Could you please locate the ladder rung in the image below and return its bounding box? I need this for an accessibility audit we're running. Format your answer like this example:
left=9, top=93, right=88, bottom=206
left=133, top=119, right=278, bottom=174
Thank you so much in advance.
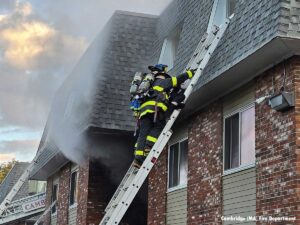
left=201, top=33, right=208, bottom=42
left=212, top=25, right=220, bottom=35
left=205, top=44, right=211, bottom=50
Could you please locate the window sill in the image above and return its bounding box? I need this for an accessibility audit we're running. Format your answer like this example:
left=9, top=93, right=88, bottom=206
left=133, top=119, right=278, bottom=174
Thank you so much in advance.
left=167, top=184, right=187, bottom=193
left=223, top=163, right=255, bottom=176
left=69, top=203, right=78, bottom=209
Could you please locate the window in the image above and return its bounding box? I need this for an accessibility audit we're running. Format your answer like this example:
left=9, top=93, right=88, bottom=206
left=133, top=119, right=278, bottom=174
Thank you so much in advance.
left=158, top=26, right=181, bottom=70
left=224, top=105, right=255, bottom=171
left=69, top=171, right=78, bottom=206
left=51, top=183, right=58, bottom=214
left=168, top=139, right=188, bottom=189
left=227, top=0, right=237, bottom=17
left=207, top=0, right=237, bottom=33
left=28, top=180, right=46, bottom=195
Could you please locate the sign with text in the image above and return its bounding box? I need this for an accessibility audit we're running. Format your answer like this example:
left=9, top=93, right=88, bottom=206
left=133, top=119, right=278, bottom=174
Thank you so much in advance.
left=22, top=197, right=46, bottom=213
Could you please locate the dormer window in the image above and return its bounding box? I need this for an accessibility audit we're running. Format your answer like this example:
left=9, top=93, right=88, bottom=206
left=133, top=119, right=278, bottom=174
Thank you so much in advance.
left=207, top=0, right=237, bottom=32
left=227, top=0, right=237, bottom=17
left=158, top=26, right=181, bottom=70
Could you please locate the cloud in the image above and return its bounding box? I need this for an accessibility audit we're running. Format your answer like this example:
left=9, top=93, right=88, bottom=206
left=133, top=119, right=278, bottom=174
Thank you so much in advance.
left=29, top=0, right=172, bottom=41
left=0, top=0, right=16, bottom=13
left=0, top=14, right=8, bottom=22
left=0, top=1, right=88, bottom=129
left=2, top=21, right=55, bottom=69
left=0, top=139, right=39, bottom=162
left=0, top=154, right=16, bottom=163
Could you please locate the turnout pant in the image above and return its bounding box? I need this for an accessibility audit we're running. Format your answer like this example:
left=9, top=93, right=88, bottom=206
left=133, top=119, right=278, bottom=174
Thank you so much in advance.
left=134, top=113, right=166, bottom=162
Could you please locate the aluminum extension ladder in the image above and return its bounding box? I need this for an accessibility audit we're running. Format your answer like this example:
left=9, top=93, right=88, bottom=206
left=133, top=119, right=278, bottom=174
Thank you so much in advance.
left=99, top=17, right=231, bottom=225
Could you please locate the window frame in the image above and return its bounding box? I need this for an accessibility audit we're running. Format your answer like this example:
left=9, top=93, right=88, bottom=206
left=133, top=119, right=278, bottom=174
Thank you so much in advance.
left=223, top=103, right=255, bottom=175
left=167, top=137, right=188, bottom=192
left=207, top=0, right=236, bottom=33
left=158, top=25, right=182, bottom=71
left=226, top=0, right=237, bottom=17
left=69, top=167, right=79, bottom=208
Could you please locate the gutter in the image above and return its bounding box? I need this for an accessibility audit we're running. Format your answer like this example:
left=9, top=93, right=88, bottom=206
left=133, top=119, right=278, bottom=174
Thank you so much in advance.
left=181, top=35, right=300, bottom=119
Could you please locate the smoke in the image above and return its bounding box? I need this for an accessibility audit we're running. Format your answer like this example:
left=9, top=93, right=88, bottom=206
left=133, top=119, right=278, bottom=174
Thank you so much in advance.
left=0, top=0, right=172, bottom=163
left=46, top=26, right=111, bottom=165
left=43, top=0, right=172, bottom=166
left=0, top=0, right=87, bottom=130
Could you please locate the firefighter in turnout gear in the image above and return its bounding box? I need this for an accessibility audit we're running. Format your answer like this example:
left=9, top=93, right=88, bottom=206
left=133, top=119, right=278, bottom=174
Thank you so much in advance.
left=132, top=64, right=195, bottom=168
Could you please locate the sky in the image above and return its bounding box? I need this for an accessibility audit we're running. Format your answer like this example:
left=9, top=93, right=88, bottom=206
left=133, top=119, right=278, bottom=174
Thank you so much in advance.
left=0, top=0, right=172, bottom=164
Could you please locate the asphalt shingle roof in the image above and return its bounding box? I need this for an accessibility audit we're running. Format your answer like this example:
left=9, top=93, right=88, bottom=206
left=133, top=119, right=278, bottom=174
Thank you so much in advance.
left=0, top=162, right=30, bottom=203
left=87, top=11, right=158, bottom=131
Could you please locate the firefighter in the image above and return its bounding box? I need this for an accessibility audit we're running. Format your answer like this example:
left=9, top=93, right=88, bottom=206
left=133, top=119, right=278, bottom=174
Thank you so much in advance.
left=133, top=64, right=195, bottom=168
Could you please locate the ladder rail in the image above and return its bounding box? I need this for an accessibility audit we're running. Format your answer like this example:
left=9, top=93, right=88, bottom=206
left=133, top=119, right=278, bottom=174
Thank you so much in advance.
left=100, top=17, right=231, bottom=225
left=102, top=164, right=139, bottom=224
left=104, top=163, right=137, bottom=213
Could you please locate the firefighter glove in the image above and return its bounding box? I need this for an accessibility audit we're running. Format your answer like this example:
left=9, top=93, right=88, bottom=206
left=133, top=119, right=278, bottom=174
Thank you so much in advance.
left=186, top=69, right=196, bottom=78
left=172, top=102, right=185, bottom=109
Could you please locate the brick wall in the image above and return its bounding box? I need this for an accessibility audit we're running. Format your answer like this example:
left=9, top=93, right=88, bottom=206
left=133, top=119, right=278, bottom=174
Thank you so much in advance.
left=293, top=56, right=300, bottom=223
left=255, top=56, right=300, bottom=223
left=187, top=101, right=223, bottom=225
left=57, top=163, right=71, bottom=224
left=147, top=102, right=223, bottom=225
left=86, top=160, right=113, bottom=225
left=44, top=178, right=53, bottom=225
left=147, top=147, right=168, bottom=225
left=76, top=161, right=89, bottom=225
left=43, top=164, right=72, bottom=225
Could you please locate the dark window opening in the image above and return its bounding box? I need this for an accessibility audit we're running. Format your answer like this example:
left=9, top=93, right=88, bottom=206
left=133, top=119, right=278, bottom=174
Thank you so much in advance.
left=69, top=171, right=78, bottom=206
left=169, top=139, right=188, bottom=188
left=51, top=184, right=58, bottom=214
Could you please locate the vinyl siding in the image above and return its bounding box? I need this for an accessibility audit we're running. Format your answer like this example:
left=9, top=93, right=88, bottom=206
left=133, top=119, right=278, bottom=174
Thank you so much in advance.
left=51, top=214, right=57, bottom=225
left=167, top=188, right=187, bottom=225
left=169, top=123, right=188, bottom=146
left=223, top=167, right=256, bottom=225
left=68, top=206, right=77, bottom=225
left=223, top=83, right=255, bottom=116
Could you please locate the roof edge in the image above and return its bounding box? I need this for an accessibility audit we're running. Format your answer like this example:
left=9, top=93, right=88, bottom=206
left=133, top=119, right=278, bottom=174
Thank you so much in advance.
left=182, top=35, right=300, bottom=118
left=114, top=10, right=158, bottom=19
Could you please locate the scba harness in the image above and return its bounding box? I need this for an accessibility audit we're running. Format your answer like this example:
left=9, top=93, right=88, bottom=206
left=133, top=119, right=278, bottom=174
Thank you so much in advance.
left=129, top=72, right=156, bottom=117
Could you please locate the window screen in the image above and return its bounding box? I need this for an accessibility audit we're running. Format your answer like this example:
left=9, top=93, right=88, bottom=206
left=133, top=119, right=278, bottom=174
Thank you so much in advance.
left=224, top=106, right=255, bottom=171
left=241, top=107, right=255, bottom=165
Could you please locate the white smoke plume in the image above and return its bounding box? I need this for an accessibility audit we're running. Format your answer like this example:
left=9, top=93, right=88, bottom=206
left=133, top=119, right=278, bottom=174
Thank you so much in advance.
left=0, top=0, right=172, bottom=163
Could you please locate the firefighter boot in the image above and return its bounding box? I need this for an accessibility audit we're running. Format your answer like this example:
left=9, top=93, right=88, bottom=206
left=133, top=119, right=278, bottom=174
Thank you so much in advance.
left=133, top=148, right=151, bottom=169
left=133, top=156, right=144, bottom=169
